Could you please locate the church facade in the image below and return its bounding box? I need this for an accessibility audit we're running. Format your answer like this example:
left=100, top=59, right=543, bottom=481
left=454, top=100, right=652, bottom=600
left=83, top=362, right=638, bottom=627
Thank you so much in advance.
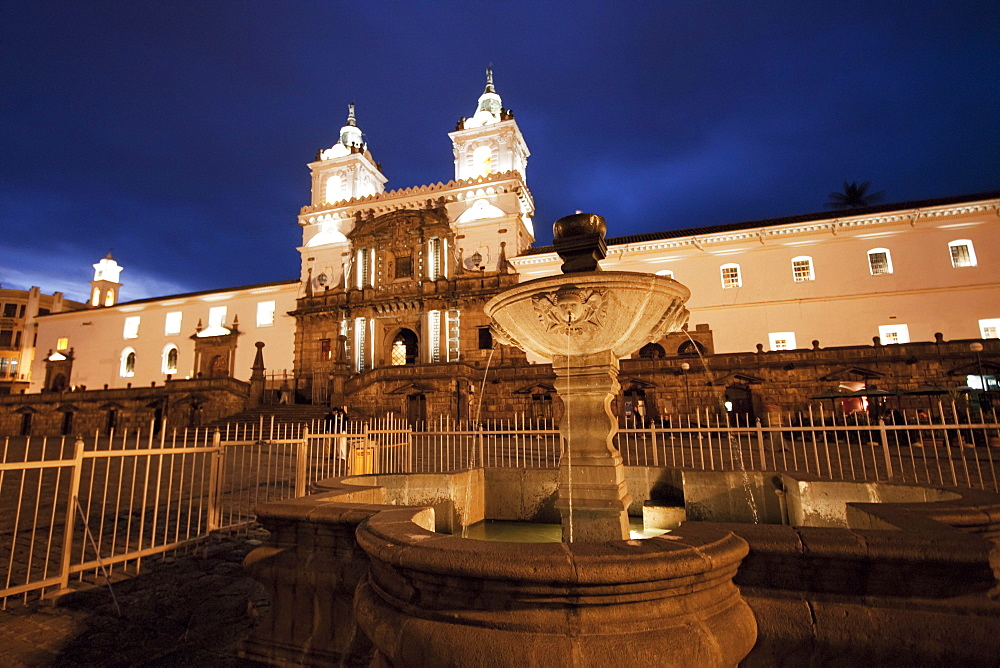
left=3, top=72, right=998, bottom=435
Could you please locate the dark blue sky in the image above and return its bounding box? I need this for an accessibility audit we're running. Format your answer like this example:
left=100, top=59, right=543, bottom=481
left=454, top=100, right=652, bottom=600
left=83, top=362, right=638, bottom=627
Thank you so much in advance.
left=2, top=1, right=998, bottom=302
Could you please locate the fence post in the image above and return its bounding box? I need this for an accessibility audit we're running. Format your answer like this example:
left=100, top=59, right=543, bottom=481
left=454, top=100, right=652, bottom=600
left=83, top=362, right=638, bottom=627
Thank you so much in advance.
left=878, top=418, right=893, bottom=480
left=296, top=426, right=309, bottom=497
left=57, top=437, right=86, bottom=590
left=756, top=418, right=766, bottom=470
left=206, top=429, right=222, bottom=533
left=650, top=421, right=659, bottom=467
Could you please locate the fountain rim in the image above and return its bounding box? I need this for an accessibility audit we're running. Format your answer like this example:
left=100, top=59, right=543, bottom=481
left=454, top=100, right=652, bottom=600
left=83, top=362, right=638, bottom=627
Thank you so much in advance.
left=484, top=269, right=691, bottom=317
left=355, top=504, right=748, bottom=586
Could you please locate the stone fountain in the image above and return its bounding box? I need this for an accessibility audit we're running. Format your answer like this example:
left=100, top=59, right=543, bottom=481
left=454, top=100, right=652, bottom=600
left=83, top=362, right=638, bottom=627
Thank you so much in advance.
left=241, top=213, right=758, bottom=667
left=485, top=212, right=690, bottom=541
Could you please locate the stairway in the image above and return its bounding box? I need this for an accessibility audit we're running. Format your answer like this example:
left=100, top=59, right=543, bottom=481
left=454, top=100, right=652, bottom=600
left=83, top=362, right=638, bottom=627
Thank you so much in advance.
left=206, top=404, right=336, bottom=433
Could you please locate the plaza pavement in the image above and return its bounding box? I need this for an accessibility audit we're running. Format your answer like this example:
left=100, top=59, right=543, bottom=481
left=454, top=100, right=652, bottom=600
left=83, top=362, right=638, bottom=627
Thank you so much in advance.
left=0, top=529, right=271, bottom=667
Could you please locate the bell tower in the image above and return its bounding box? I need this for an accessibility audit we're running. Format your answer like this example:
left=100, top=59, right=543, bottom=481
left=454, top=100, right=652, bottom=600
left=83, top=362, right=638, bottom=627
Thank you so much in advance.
left=89, top=253, right=122, bottom=308
left=449, top=69, right=529, bottom=182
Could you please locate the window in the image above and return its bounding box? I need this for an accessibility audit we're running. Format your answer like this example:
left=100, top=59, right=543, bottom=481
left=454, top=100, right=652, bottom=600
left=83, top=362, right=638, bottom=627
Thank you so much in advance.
left=0, top=358, right=8, bottom=376
left=164, top=311, right=182, bottom=335
left=720, top=263, right=742, bottom=288
left=478, top=326, right=493, bottom=350
left=2, top=303, right=16, bottom=318
left=791, top=256, right=814, bottom=282
left=354, top=317, right=367, bottom=372
left=473, top=145, right=493, bottom=177
left=868, top=248, right=893, bottom=275
left=949, top=239, right=977, bottom=268
left=979, top=319, right=1000, bottom=339
left=428, top=310, right=442, bottom=362
left=162, top=345, right=178, bottom=374
left=56, top=337, right=69, bottom=351
left=120, top=348, right=136, bottom=377
left=395, top=254, right=412, bottom=278
left=256, top=301, right=276, bottom=327
left=320, top=338, right=333, bottom=361
left=123, top=316, right=140, bottom=339
left=355, top=247, right=372, bottom=289
left=0, top=330, right=11, bottom=347
left=428, top=237, right=445, bottom=280
left=768, top=332, right=797, bottom=351
left=878, top=324, right=910, bottom=345
left=208, top=306, right=227, bottom=329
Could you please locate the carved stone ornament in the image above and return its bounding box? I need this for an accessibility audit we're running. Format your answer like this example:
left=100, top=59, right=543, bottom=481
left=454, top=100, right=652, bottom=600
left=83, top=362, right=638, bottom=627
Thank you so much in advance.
left=531, top=285, right=608, bottom=336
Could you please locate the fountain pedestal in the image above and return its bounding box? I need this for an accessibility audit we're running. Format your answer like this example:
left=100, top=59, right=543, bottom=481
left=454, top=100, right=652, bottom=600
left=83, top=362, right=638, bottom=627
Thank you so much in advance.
left=486, top=268, right=690, bottom=542
left=552, top=350, right=630, bottom=541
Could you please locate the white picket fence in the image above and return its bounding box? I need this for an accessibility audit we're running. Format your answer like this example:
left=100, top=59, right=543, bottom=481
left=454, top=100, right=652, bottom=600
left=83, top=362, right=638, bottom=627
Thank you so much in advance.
left=2, top=403, right=998, bottom=607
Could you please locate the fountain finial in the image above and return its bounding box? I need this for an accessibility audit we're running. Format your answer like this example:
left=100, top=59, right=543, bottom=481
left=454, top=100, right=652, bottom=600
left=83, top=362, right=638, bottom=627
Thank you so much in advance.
left=552, top=212, right=608, bottom=273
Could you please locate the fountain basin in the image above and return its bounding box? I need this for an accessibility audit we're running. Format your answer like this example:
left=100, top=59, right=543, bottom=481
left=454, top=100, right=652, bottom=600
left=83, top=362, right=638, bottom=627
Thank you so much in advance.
left=354, top=508, right=756, bottom=668
left=485, top=271, right=690, bottom=360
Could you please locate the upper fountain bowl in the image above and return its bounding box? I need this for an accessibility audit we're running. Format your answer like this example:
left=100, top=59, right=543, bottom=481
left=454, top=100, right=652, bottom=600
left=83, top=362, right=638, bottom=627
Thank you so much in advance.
left=485, top=271, right=691, bottom=360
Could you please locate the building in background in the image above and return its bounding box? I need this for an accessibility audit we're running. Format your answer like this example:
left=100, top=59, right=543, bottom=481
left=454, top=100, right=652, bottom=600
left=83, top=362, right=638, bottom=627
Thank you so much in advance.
left=0, top=286, right=84, bottom=395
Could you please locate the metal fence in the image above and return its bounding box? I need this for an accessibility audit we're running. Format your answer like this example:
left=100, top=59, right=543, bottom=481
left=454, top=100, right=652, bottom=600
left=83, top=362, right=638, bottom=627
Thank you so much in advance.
left=2, top=402, right=998, bottom=607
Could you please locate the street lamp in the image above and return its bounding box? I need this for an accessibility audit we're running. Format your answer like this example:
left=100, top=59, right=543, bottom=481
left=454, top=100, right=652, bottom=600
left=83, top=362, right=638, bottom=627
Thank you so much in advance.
left=680, top=362, right=691, bottom=416
left=970, top=342, right=987, bottom=413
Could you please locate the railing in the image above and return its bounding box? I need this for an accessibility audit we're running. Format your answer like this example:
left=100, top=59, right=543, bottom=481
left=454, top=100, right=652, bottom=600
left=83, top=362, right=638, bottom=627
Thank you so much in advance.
left=2, top=403, right=997, bottom=608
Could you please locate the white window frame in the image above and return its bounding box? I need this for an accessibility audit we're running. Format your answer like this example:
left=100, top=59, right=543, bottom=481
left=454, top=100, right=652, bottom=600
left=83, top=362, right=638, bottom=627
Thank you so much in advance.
left=120, top=347, right=136, bottom=377
left=123, top=316, right=140, bottom=340
left=868, top=248, right=893, bottom=275
left=768, top=332, right=797, bottom=351
left=948, top=239, right=977, bottom=268
left=878, top=324, right=910, bottom=345
left=354, top=317, right=367, bottom=372
left=256, top=301, right=276, bottom=328
left=208, top=306, right=227, bottom=329
left=164, top=311, right=183, bottom=336
left=428, top=310, right=442, bottom=362
left=162, top=344, right=179, bottom=374
left=428, top=237, right=446, bottom=280
left=720, top=263, right=742, bottom=289
left=979, top=318, right=1000, bottom=339
left=791, top=256, right=814, bottom=282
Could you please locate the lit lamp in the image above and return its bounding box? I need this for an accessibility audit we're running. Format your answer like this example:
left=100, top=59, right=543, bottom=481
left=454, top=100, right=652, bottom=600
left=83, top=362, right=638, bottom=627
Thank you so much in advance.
left=970, top=342, right=986, bottom=409
left=680, top=362, right=691, bottom=415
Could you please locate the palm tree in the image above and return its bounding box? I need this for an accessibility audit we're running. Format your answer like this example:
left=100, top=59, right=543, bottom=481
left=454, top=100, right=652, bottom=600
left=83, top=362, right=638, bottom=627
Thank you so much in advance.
left=826, top=181, right=886, bottom=209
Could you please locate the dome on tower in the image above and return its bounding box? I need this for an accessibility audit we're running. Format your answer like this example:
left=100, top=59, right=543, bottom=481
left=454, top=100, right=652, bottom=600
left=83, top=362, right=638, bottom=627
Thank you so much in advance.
left=320, top=104, right=367, bottom=160
left=463, top=68, right=507, bottom=129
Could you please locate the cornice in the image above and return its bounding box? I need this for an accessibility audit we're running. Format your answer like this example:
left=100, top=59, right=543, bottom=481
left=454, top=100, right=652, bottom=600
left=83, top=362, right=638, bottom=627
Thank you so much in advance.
left=299, top=171, right=531, bottom=224
left=511, top=199, right=999, bottom=265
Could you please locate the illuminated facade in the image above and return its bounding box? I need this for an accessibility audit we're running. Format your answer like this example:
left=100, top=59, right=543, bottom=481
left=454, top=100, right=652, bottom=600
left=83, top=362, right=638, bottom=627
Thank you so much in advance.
left=292, top=72, right=535, bottom=419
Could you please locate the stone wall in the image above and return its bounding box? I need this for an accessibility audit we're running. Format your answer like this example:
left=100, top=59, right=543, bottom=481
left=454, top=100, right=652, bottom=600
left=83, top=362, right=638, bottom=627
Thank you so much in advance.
left=0, top=377, right=249, bottom=436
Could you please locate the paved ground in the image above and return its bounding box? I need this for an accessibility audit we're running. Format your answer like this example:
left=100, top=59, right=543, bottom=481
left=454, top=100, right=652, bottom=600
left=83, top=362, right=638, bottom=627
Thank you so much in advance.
left=0, top=529, right=271, bottom=667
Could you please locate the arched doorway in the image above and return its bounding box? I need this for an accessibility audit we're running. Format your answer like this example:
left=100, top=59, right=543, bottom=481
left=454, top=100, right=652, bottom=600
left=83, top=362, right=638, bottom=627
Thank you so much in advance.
left=390, top=329, right=419, bottom=366
left=209, top=354, right=228, bottom=378
left=50, top=373, right=67, bottom=392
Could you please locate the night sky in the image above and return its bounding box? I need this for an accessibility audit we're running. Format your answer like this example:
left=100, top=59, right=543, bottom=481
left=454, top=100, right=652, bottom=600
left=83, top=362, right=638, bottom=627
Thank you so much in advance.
left=2, top=1, right=998, bottom=303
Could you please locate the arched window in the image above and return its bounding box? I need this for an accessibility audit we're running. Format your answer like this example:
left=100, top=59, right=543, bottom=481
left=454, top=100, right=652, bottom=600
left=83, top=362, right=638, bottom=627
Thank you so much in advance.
left=91, top=287, right=101, bottom=307
left=326, top=173, right=347, bottom=203
left=472, top=145, right=493, bottom=177
left=162, top=345, right=179, bottom=374
left=677, top=340, right=706, bottom=356
left=867, top=248, right=893, bottom=275
left=638, top=343, right=666, bottom=359
left=720, top=263, right=742, bottom=288
left=948, top=239, right=977, bottom=267
left=390, top=329, right=419, bottom=366
left=120, top=348, right=136, bottom=377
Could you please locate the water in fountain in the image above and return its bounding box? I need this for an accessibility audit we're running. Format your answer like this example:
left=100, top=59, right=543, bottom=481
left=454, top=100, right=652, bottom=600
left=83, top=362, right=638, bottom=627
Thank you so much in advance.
left=681, top=327, right=759, bottom=523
